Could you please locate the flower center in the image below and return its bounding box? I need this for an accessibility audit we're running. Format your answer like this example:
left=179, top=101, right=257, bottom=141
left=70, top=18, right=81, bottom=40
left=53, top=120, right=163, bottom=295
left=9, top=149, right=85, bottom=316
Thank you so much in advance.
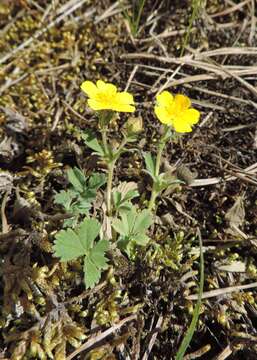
left=167, top=102, right=181, bottom=119
left=96, top=91, right=117, bottom=106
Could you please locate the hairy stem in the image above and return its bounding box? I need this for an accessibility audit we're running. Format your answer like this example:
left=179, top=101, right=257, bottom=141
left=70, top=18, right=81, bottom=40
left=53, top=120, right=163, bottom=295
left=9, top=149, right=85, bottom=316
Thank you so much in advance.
left=106, top=161, right=115, bottom=216
left=105, top=136, right=128, bottom=216
left=148, top=188, right=158, bottom=211
left=101, top=128, right=108, bottom=157
left=148, top=126, right=170, bottom=211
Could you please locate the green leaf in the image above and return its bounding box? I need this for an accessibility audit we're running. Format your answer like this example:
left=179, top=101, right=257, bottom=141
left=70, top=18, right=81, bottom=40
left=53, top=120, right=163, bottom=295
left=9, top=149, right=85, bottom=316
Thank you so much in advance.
left=54, top=190, right=74, bottom=211
left=118, top=202, right=133, bottom=213
left=67, top=167, right=86, bottom=193
left=122, top=189, right=139, bottom=203
left=83, top=239, right=109, bottom=289
left=73, top=167, right=87, bottom=186
left=117, top=235, right=130, bottom=252
left=53, top=228, right=85, bottom=261
left=63, top=217, right=77, bottom=228
left=126, top=208, right=137, bottom=231
left=113, top=207, right=153, bottom=257
left=133, top=209, right=152, bottom=233
left=90, top=239, right=109, bottom=269
left=143, top=152, right=156, bottom=178
left=77, top=218, right=101, bottom=253
left=56, top=169, right=107, bottom=224
left=155, top=173, right=183, bottom=192
left=88, top=172, right=106, bottom=189
left=112, top=217, right=129, bottom=236
left=83, top=257, right=101, bottom=289
left=81, top=130, right=105, bottom=157
left=54, top=218, right=109, bottom=289
left=133, top=233, right=149, bottom=246
left=75, top=198, right=92, bottom=213
left=112, top=191, right=122, bottom=208
left=54, top=218, right=100, bottom=260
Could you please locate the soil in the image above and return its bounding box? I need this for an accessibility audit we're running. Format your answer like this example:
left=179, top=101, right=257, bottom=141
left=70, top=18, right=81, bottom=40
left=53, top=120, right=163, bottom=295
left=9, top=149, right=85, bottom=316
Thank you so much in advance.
left=0, top=0, right=257, bottom=359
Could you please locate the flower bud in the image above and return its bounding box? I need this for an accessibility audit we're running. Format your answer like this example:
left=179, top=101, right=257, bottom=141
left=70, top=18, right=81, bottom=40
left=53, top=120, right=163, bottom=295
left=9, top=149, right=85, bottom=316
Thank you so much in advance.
left=125, top=116, right=143, bottom=136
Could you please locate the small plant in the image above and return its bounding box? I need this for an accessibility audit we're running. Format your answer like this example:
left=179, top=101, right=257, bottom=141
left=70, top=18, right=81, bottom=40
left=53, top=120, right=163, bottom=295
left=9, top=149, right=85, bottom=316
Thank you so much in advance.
left=147, top=91, right=200, bottom=210
left=181, top=0, right=206, bottom=56
left=53, top=79, right=200, bottom=290
left=54, top=167, right=106, bottom=227
left=80, top=80, right=137, bottom=217
left=121, top=0, right=146, bottom=37
left=112, top=207, right=152, bottom=258
left=112, top=185, right=139, bottom=214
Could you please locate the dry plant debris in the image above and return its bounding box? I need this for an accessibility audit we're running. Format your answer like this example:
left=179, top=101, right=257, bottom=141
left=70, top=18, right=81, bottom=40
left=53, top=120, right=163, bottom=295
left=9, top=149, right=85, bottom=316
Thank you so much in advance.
left=0, top=0, right=257, bottom=359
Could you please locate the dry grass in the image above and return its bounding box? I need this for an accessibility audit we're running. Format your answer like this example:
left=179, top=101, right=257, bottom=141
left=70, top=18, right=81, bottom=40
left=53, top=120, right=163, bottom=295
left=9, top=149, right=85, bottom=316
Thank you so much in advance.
left=0, top=0, right=257, bottom=359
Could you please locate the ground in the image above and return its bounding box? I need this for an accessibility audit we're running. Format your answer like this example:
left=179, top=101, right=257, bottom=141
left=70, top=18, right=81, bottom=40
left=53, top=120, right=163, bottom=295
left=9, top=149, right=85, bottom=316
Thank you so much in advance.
left=0, top=0, right=257, bottom=359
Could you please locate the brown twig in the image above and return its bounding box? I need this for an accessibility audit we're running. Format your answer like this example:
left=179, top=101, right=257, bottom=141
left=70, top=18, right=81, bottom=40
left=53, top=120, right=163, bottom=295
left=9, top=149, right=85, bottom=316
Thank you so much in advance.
left=186, top=281, right=257, bottom=300
left=67, top=314, right=137, bottom=359
left=142, top=315, right=163, bottom=360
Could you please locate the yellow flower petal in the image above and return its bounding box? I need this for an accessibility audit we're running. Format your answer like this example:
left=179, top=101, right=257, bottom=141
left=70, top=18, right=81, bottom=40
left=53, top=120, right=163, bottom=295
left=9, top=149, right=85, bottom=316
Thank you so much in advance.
left=174, top=94, right=191, bottom=111
left=181, top=108, right=200, bottom=125
left=104, top=83, right=117, bottom=96
left=87, top=99, right=106, bottom=111
left=116, top=91, right=134, bottom=105
left=81, top=80, right=135, bottom=113
left=96, top=80, right=106, bottom=90
left=172, top=117, right=192, bottom=133
left=81, top=81, right=98, bottom=97
left=111, top=103, right=135, bottom=112
left=154, top=105, right=173, bottom=125
left=156, top=91, right=174, bottom=107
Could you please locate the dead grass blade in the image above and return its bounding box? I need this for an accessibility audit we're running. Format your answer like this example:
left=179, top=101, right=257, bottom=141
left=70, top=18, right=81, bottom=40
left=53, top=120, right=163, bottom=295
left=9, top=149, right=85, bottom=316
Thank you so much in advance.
left=186, top=281, right=257, bottom=300
left=66, top=314, right=137, bottom=359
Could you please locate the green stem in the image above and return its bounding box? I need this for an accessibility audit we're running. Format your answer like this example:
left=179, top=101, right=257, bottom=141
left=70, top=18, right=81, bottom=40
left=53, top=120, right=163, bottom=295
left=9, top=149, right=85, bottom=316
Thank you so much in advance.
left=148, top=188, right=158, bottom=211
left=106, top=161, right=115, bottom=216
left=100, top=126, right=112, bottom=215
left=105, top=136, right=129, bottom=216
left=101, top=128, right=108, bottom=157
left=148, top=126, right=170, bottom=211
left=116, top=136, right=128, bottom=157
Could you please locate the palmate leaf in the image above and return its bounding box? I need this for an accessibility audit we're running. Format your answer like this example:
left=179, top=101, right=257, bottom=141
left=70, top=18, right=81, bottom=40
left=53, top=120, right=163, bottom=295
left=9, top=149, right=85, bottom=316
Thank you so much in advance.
left=155, top=173, right=183, bottom=192
left=112, top=191, right=122, bottom=208
left=90, top=239, right=109, bottom=269
left=77, top=218, right=100, bottom=253
left=53, top=218, right=100, bottom=260
left=54, top=168, right=106, bottom=227
left=133, top=209, right=152, bottom=233
left=112, top=212, right=130, bottom=236
left=84, top=239, right=109, bottom=289
left=67, top=167, right=86, bottom=193
left=84, top=258, right=101, bottom=290
left=54, top=190, right=74, bottom=211
left=122, top=189, right=139, bottom=203
left=133, top=233, right=149, bottom=246
left=112, top=186, right=139, bottom=213
left=112, top=207, right=153, bottom=257
left=88, top=172, right=106, bottom=189
left=53, top=228, right=85, bottom=261
left=54, top=218, right=109, bottom=289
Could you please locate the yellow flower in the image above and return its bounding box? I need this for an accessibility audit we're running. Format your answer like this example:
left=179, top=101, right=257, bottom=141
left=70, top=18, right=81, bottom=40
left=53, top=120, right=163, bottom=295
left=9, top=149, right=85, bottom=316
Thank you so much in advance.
left=154, top=91, right=200, bottom=133
left=81, top=80, right=135, bottom=113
